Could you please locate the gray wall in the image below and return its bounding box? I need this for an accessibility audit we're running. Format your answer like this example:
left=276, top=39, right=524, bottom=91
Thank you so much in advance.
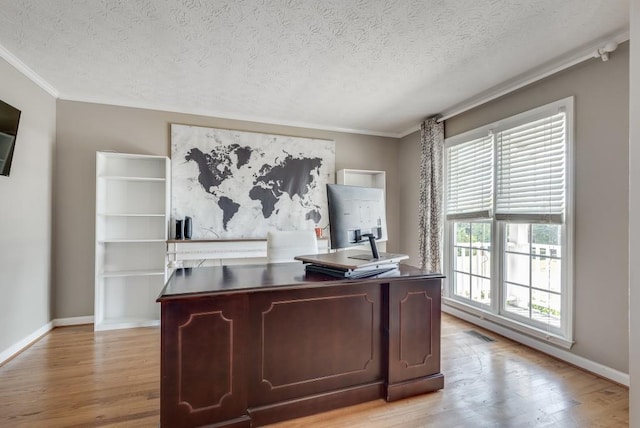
left=54, top=101, right=400, bottom=318
left=399, top=43, right=630, bottom=373
left=0, top=58, right=56, bottom=354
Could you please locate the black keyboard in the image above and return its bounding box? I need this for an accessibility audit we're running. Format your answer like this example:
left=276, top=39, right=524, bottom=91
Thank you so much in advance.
left=304, top=264, right=398, bottom=279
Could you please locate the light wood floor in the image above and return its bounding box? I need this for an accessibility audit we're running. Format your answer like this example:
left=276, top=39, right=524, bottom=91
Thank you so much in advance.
left=0, top=314, right=628, bottom=427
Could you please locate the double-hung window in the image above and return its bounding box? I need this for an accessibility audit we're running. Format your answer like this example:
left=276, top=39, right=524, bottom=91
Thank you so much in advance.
left=443, top=97, right=574, bottom=346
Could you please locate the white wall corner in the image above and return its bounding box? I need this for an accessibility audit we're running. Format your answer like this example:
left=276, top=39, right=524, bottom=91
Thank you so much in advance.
left=628, top=0, right=640, bottom=425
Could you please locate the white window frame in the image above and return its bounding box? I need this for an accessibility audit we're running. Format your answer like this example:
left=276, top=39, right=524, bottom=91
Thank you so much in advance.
left=442, top=97, right=574, bottom=348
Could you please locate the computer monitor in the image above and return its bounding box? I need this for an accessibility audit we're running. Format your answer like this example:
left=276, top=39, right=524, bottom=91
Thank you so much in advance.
left=326, top=184, right=387, bottom=258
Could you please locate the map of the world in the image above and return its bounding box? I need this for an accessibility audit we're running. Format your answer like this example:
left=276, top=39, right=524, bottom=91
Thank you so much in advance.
left=171, top=124, right=335, bottom=239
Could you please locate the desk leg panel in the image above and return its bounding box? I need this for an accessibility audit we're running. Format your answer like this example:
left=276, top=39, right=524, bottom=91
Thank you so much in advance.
left=160, top=296, right=249, bottom=428
left=386, top=278, right=443, bottom=395
left=386, top=373, right=445, bottom=402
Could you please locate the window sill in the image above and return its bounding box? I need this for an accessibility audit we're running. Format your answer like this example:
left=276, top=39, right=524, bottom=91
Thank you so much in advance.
left=442, top=297, right=575, bottom=350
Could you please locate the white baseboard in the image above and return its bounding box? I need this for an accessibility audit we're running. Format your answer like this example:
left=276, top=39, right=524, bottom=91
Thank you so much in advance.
left=443, top=305, right=630, bottom=386
left=53, top=316, right=94, bottom=327
left=0, top=316, right=95, bottom=366
left=0, top=321, right=54, bottom=366
left=5, top=310, right=630, bottom=387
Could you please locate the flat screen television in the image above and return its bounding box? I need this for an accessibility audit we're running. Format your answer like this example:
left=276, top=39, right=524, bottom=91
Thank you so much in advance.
left=0, top=98, right=21, bottom=177
left=326, top=183, right=387, bottom=259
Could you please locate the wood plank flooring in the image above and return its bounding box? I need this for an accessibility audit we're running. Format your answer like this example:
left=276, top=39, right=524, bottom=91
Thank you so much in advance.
left=0, top=314, right=628, bottom=427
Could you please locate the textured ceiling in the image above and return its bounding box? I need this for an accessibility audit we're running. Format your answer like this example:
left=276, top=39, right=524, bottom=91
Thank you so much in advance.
left=0, top=0, right=630, bottom=136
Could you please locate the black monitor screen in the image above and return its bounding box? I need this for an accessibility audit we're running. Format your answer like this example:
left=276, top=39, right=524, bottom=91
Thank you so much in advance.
left=0, top=98, right=21, bottom=177
left=326, top=183, right=387, bottom=250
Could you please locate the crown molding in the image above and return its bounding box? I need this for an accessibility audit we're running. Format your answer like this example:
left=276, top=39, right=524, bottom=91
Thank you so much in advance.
left=0, top=42, right=399, bottom=137
left=0, top=42, right=59, bottom=98
left=397, top=27, right=631, bottom=138
left=435, top=28, right=630, bottom=123
left=58, top=94, right=402, bottom=139
left=4, top=27, right=630, bottom=140
left=399, top=125, right=421, bottom=139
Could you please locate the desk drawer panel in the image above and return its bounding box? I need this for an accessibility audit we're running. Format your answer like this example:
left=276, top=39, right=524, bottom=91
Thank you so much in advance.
left=249, top=284, right=382, bottom=405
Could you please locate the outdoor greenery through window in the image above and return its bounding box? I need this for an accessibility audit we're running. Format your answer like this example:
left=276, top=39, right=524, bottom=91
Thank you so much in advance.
left=444, top=98, right=573, bottom=341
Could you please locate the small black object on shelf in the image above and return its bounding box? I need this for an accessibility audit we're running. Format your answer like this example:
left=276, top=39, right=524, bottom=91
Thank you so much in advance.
left=184, top=216, right=192, bottom=240
left=175, top=219, right=183, bottom=240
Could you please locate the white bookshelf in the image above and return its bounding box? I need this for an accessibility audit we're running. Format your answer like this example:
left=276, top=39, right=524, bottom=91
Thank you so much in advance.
left=95, top=152, right=170, bottom=331
left=336, top=168, right=386, bottom=191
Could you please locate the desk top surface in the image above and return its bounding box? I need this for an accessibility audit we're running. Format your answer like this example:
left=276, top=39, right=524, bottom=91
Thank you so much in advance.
left=158, top=262, right=443, bottom=301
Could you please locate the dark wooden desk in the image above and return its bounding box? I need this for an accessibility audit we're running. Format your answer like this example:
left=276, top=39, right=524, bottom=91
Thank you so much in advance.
left=157, top=263, right=444, bottom=427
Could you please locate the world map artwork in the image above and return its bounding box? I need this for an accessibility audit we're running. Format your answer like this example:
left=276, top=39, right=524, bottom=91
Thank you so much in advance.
left=171, top=125, right=335, bottom=239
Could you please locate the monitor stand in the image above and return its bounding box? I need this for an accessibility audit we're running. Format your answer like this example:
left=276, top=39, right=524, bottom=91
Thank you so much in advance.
left=347, top=234, right=407, bottom=263
left=362, top=233, right=379, bottom=259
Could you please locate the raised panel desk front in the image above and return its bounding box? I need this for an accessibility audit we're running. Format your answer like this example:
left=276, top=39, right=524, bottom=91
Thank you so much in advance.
left=157, top=263, right=444, bottom=427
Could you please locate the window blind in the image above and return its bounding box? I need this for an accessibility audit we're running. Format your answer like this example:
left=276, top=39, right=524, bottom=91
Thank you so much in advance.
left=495, top=112, right=566, bottom=223
left=446, top=134, right=493, bottom=220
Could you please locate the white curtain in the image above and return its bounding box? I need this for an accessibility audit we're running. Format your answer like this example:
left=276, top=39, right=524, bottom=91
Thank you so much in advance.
left=418, top=117, right=444, bottom=272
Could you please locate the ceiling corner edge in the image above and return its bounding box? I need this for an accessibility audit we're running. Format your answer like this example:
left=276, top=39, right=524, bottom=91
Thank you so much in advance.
left=0, top=43, right=59, bottom=99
